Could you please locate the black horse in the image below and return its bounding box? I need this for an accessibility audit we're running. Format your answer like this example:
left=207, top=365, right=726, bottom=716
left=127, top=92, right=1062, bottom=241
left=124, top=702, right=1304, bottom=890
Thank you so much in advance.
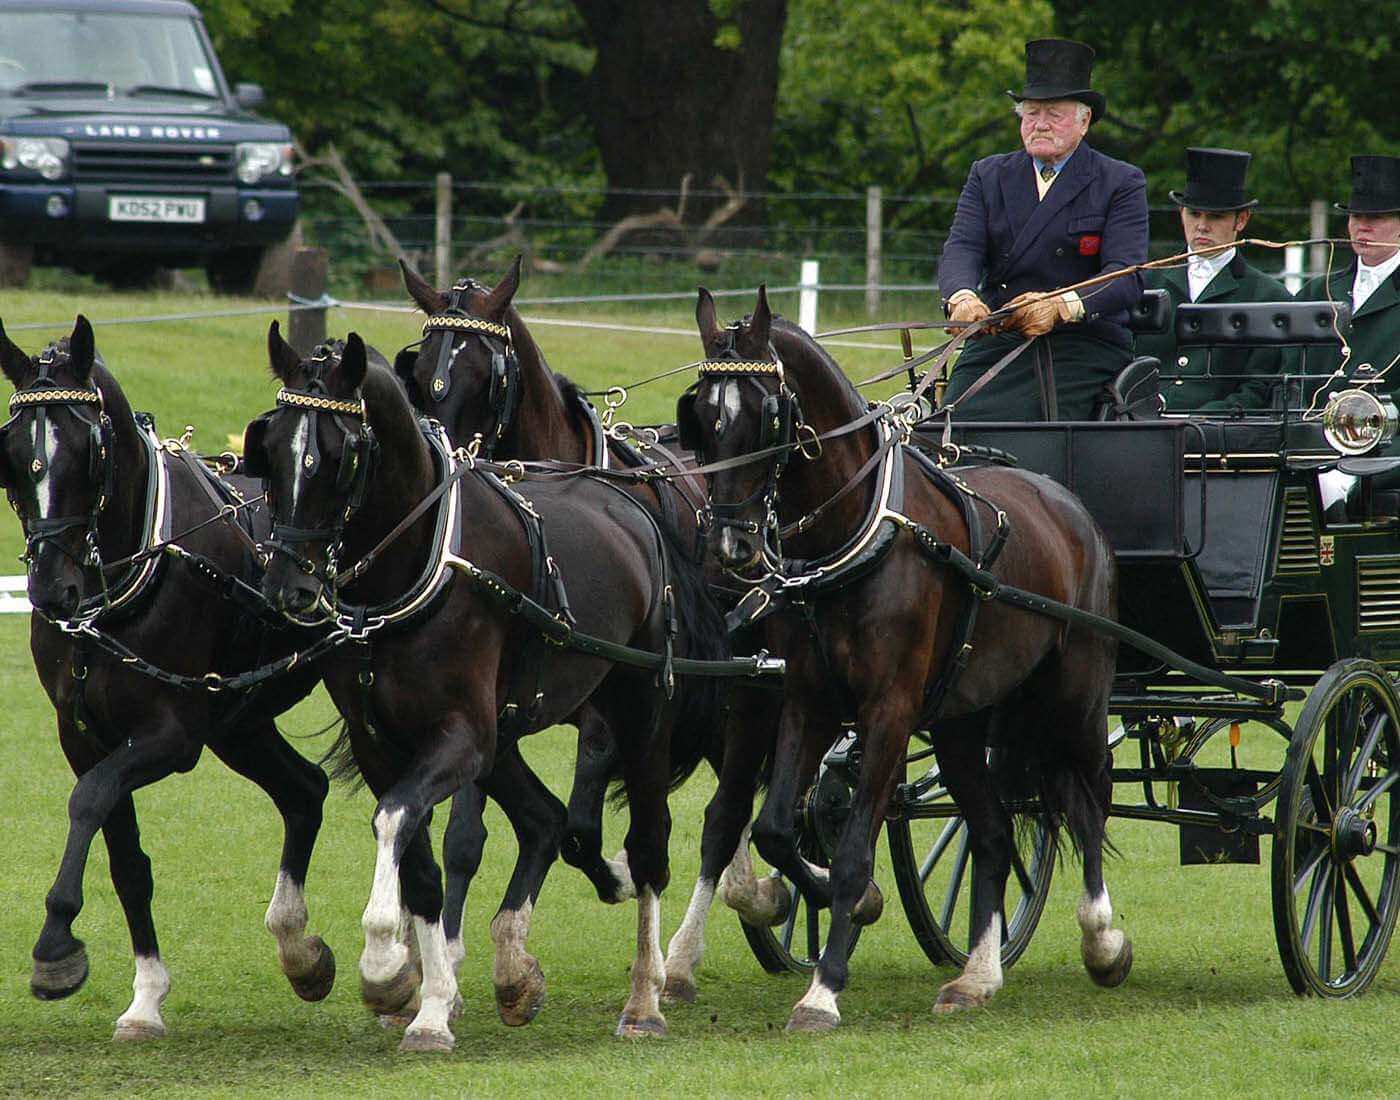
left=0, top=316, right=333, bottom=1041
left=244, top=325, right=729, bottom=1048
left=678, top=288, right=1130, bottom=1030
left=396, top=260, right=790, bottom=1004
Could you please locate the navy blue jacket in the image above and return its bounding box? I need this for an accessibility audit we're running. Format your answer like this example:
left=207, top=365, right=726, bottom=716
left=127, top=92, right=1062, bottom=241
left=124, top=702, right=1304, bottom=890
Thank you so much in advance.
left=938, top=142, right=1149, bottom=348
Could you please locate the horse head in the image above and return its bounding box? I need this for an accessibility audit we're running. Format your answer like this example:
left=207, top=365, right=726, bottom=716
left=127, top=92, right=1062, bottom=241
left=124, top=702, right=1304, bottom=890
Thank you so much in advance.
left=0, top=315, right=120, bottom=619
left=679, top=285, right=796, bottom=575
left=245, top=321, right=380, bottom=622
left=398, top=256, right=524, bottom=455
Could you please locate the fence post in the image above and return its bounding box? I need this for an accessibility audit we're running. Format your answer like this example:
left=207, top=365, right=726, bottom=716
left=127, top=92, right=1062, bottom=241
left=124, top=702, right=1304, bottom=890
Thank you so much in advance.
left=435, top=172, right=453, bottom=287
left=288, top=246, right=328, bottom=355
left=799, top=259, right=820, bottom=334
left=1309, top=199, right=1329, bottom=281
left=865, top=186, right=883, bottom=318
left=1283, top=245, right=1304, bottom=295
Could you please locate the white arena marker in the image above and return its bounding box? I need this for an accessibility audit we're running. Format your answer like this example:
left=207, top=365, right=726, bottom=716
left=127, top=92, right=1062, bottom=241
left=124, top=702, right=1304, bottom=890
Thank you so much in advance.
left=1, top=576, right=29, bottom=614
left=799, top=260, right=820, bottom=335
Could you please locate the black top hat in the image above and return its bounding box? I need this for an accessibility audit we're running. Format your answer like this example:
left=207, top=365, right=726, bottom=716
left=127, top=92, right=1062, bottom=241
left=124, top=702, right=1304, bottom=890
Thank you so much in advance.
left=1007, top=38, right=1105, bottom=124
left=1336, top=155, right=1400, bottom=214
left=1169, top=147, right=1258, bottom=212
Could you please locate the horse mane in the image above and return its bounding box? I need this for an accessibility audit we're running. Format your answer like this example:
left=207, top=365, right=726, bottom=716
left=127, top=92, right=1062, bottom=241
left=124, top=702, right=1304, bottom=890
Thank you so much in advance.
left=768, top=317, right=866, bottom=421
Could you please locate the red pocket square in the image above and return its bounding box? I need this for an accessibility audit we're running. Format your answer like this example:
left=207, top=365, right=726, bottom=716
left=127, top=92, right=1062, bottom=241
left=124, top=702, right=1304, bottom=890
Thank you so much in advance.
left=1079, top=234, right=1102, bottom=256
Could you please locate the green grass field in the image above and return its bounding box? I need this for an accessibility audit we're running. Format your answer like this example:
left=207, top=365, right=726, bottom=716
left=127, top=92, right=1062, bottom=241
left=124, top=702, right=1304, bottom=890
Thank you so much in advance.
left=0, top=285, right=1397, bottom=1098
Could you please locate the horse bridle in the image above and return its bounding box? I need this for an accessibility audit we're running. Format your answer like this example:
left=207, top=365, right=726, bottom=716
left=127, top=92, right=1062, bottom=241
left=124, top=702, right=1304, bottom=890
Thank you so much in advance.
left=2, top=347, right=114, bottom=580
left=398, top=278, right=521, bottom=459
left=676, top=326, right=802, bottom=575
left=243, top=344, right=377, bottom=590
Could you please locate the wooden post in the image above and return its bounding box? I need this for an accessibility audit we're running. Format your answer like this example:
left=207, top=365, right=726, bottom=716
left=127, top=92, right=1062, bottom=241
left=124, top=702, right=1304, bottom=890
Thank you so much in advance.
left=799, top=259, right=820, bottom=334
left=288, top=247, right=328, bottom=355
left=435, top=172, right=453, bottom=287
left=865, top=186, right=883, bottom=318
left=1310, top=199, right=1329, bottom=282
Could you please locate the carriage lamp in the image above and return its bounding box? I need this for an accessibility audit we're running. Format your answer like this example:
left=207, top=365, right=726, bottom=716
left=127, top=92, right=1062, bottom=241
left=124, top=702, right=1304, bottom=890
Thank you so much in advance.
left=1322, top=388, right=1399, bottom=456
left=1, top=136, right=70, bottom=180
left=235, top=142, right=293, bottom=185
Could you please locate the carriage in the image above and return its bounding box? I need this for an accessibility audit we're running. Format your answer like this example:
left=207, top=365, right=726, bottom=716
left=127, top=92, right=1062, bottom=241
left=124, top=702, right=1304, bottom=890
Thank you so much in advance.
left=741, top=295, right=1400, bottom=1000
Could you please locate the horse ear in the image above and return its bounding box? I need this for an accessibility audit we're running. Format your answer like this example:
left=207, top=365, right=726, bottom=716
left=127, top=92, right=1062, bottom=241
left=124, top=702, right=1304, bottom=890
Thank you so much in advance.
left=696, top=287, right=722, bottom=349
left=0, top=318, right=28, bottom=385
left=69, top=315, right=95, bottom=382
left=340, top=333, right=368, bottom=390
left=482, top=254, right=522, bottom=319
left=267, top=320, right=302, bottom=382
left=400, top=258, right=447, bottom=315
left=749, top=285, right=772, bottom=347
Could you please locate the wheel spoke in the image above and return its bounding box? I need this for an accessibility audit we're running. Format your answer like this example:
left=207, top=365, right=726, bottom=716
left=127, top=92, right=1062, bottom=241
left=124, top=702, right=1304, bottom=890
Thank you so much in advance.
left=1343, top=863, right=1383, bottom=930
left=1344, top=714, right=1386, bottom=803
left=780, top=881, right=798, bottom=952
left=1292, top=838, right=1330, bottom=895
left=1299, top=858, right=1332, bottom=952
left=1305, top=761, right=1335, bottom=824
left=1009, top=829, right=1036, bottom=898
left=1317, top=868, right=1336, bottom=979
left=1356, top=770, right=1398, bottom=814
left=939, top=829, right=972, bottom=930
left=1333, top=872, right=1358, bottom=975
left=919, top=818, right=963, bottom=885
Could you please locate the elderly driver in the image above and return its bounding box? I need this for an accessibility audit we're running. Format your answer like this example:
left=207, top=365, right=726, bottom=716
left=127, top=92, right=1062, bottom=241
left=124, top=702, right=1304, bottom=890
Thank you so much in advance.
left=937, top=38, right=1148, bottom=420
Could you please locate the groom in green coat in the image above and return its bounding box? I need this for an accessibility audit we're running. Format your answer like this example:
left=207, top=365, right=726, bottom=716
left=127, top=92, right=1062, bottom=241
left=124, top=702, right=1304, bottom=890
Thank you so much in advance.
left=1137, top=147, right=1295, bottom=413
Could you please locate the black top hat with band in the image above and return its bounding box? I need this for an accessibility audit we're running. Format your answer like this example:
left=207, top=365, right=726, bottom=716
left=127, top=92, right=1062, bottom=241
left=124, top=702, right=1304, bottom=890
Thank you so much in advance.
left=1006, top=38, right=1105, bottom=123
left=1336, top=155, right=1400, bottom=215
left=1168, top=147, right=1258, bottom=211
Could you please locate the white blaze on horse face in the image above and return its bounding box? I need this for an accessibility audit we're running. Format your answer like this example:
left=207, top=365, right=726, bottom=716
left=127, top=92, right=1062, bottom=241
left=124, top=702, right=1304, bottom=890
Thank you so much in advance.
left=265, top=870, right=318, bottom=977
left=721, top=379, right=743, bottom=431
left=404, top=916, right=457, bottom=1048
left=1077, top=887, right=1125, bottom=969
left=32, top=417, right=58, bottom=517
left=115, top=954, right=170, bottom=1037
left=361, top=806, right=409, bottom=984
left=287, top=415, right=310, bottom=513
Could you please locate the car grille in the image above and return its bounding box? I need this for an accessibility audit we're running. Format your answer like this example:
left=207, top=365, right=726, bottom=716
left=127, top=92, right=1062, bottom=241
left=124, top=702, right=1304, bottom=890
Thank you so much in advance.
left=72, top=141, right=234, bottom=184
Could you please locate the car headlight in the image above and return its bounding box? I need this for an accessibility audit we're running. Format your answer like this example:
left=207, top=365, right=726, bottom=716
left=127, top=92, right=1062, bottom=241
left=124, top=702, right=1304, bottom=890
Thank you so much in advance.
left=1323, top=388, right=1399, bottom=456
left=236, top=142, right=293, bottom=185
left=1, top=137, right=70, bottom=180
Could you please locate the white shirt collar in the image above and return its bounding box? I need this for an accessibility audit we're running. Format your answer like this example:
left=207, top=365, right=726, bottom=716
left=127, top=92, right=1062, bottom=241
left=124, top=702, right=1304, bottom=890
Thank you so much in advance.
left=1187, top=247, right=1235, bottom=301
left=1354, top=250, right=1400, bottom=309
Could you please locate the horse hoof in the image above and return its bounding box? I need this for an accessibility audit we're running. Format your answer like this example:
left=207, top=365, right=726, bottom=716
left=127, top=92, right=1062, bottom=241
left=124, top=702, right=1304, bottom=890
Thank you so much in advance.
left=113, top=1019, right=166, bottom=1042
left=31, top=945, right=90, bottom=1001
left=1087, top=937, right=1133, bottom=988
left=495, top=957, right=547, bottom=1027
left=785, top=1005, right=839, bottom=1033
left=361, top=960, right=420, bottom=1015
left=289, top=937, right=336, bottom=1002
left=852, top=879, right=884, bottom=927
left=662, top=975, right=698, bottom=1004
left=932, top=984, right=989, bottom=1014
left=399, top=1027, right=454, bottom=1054
left=615, top=1015, right=667, bottom=1038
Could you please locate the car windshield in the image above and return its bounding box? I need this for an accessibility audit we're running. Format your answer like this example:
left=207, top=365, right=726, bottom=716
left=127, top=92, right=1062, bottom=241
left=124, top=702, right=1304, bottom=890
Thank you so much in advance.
left=0, top=10, right=222, bottom=99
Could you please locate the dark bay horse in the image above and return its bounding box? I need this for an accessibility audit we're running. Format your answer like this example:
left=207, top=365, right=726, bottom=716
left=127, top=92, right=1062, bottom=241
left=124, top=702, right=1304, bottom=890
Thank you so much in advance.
left=0, top=317, right=333, bottom=1040
left=245, top=327, right=729, bottom=1047
left=679, top=288, right=1129, bottom=1030
left=396, top=260, right=790, bottom=1004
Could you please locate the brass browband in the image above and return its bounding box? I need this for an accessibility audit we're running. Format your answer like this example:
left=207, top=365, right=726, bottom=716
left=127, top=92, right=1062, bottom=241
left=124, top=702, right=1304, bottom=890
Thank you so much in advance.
left=275, top=388, right=366, bottom=418
left=422, top=315, right=512, bottom=341
left=9, top=387, right=104, bottom=413
left=697, top=360, right=783, bottom=377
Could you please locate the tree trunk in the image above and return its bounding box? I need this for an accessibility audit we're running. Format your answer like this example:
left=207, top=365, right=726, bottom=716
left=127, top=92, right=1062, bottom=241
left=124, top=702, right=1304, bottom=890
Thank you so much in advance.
left=573, top=0, right=788, bottom=224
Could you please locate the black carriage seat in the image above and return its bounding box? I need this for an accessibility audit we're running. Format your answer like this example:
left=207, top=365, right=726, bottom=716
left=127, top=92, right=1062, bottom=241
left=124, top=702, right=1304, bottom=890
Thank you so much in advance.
left=1093, top=290, right=1170, bottom=422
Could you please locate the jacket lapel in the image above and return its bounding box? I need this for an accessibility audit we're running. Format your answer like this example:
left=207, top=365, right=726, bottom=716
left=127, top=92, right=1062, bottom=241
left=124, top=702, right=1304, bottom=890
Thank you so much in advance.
left=1355, top=268, right=1400, bottom=320
left=1197, top=264, right=1240, bottom=304
left=1004, top=143, right=1095, bottom=270
left=997, top=152, right=1038, bottom=245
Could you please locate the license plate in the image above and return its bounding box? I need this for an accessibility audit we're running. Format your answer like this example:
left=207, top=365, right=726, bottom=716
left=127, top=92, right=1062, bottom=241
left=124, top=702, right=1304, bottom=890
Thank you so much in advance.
left=108, top=195, right=206, bottom=223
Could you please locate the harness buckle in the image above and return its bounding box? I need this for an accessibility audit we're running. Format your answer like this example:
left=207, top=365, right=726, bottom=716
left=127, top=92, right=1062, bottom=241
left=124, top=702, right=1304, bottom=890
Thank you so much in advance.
left=795, top=422, right=823, bottom=460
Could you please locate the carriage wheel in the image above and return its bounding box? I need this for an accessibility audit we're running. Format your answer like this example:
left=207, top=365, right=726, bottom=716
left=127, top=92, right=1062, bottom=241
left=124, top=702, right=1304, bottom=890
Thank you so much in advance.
left=887, top=758, right=1055, bottom=969
left=737, top=850, right=862, bottom=975
left=1271, top=659, right=1400, bottom=998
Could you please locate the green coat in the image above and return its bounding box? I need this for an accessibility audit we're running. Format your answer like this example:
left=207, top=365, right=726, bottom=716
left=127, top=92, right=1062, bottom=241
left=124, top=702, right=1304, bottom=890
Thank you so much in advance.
left=1299, top=261, right=1400, bottom=407
left=1137, top=254, right=1295, bottom=412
